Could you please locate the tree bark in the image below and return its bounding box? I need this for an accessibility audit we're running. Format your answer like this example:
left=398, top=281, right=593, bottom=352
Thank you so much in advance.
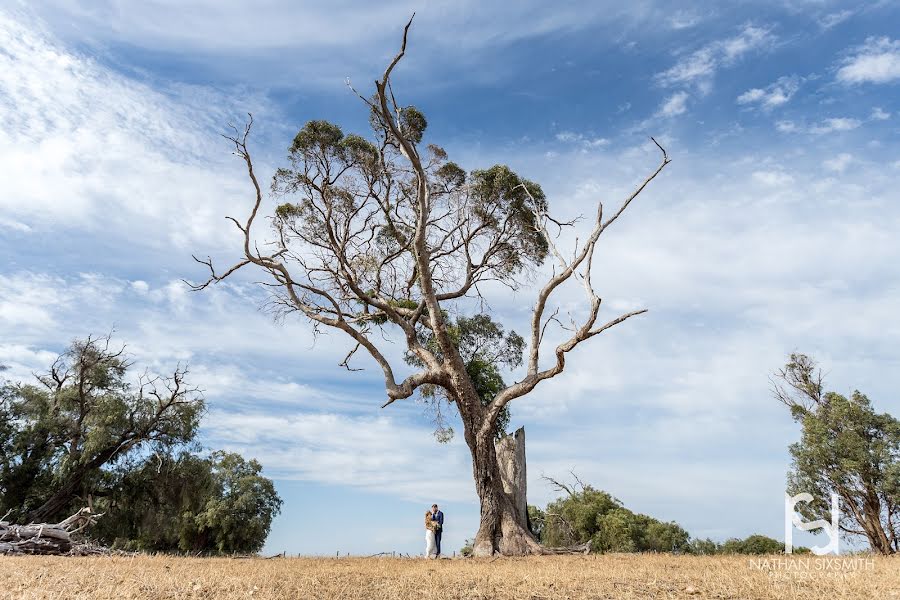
left=465, top=422, right=540, bottom=556
left=495, top=427, right=528, bottom=531
left=0, top=508, right=99, bottom=555
left=27, top=441, right=124, bottom=523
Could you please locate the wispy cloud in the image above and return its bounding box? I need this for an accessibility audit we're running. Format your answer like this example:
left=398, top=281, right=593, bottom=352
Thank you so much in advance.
left=823, top=153, right=853, bottom=173
left=0, top=11, right=276, bottom=249
left=775, top=117, right=861, bottom=134
left=657, top=91, right=689, bottom=117
left=836, top=37, right=900, bottom=84
left=657, top=25, right=776, bottom=93
left=668, top=10, right=702, bottom=30
left=555, top=130, right=610, bottom=149
left=817, top=9, right=854, bottom=30
left=737, top=75, right=801, bottom=110
left=752, top=170, right=794, bottom=186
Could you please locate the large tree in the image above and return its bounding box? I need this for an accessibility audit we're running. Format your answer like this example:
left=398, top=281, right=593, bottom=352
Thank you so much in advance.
left=773, top=353, right=900, bottom=555
left=191, top=18, right=669, bottom=555
left=0, top=336, right=204, bottom=523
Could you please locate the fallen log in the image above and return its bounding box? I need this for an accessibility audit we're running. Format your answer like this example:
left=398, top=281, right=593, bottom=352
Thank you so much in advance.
left=0, top=507, right=101, bottom=555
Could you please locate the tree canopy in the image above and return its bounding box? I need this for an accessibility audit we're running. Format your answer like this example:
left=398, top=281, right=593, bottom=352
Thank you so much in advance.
left=0, top=336, right=282, bottom=555
left=773, top=353, right=900, bottom=555
left=534, top=478, right=690, bottom=553
left=94, top=451, right=282, bottom=554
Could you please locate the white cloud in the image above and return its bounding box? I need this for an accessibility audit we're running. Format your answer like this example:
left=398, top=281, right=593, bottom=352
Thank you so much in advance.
left=657, top=91, right=689, bottom=117
left=737, top=75, right=800, bottom=109
left=836, top=37, right=900, bottom=84
left=823, top=153, right=853, bottom=173
left=776, top=117, right=861, bottom=135
left=871, top=107, right=891, bottom=121
left=20, top=0, right=683, bottom=88
left=657, top=25, right=775, bottom=92
left=668, top=11, right=701, bottom=30
left=775, top=120, right=798, bottom=133
left=554, top=130, right=609, bottom=149
left=205, top=411, right=474, bottom=501
left=752, top=170, right=794, bottom=186
left=809, top=117, right=861, bottom=134
left=0, top=11, right=276, bottom=250
left=817, top=10, right=854, bottom=30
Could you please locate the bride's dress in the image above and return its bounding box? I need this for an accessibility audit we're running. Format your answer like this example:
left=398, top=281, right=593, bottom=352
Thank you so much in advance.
left=425, top=528, right=437, bottom=558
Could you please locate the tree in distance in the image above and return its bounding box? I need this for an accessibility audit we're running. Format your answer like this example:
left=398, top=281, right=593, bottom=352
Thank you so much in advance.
left=773, top=353, right=899, bottom=555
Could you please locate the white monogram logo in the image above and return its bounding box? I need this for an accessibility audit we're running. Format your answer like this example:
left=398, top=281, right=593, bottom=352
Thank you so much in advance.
left=784, top=492, right=840, bottom=555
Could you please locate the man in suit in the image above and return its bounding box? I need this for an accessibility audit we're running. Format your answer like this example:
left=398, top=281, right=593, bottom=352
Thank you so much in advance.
left=430, top=504, right=444, bottom=556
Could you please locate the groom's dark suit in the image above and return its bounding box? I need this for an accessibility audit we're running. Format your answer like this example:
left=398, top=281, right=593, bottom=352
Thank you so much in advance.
left=431, top=510, right=444, bottom=555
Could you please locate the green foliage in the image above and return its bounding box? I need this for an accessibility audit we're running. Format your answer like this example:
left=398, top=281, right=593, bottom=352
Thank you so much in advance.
left=92, top=451, right=281, bottom=555
left=685, top=537, right=720, bottom=555
left=537, top=478, right=792, bottom=555
left=92, top=452, right=214, bottom=552
left=406, top=314, right=522, bottom=441
left=539, top=483, right=690, bottom=553
left=194, top=451, right=283, bottom=554
left=0, top=337, right=204, bottom=522
left=0, top=337, right=281, bottom=555
left=775, top=354, right=900, bottom=554
left=290, top=120, right=344, bottom=155
left=273, top=112, right=551, bottom=292
left=469, top=165, right=549, bottom=276
left=684, top=535, right=793, bottom=555
left=718, top=534, right=785, bottom=555
left=435, top=161, right=466, bottom=189
left=399, top=106, right=427, bottom=144
left=460, top=538, right=474, bottom=557
left=527, top=504, right=546, bottom=540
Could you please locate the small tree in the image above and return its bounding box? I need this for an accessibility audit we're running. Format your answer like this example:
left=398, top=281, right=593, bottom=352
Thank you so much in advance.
left=194, top=451, right=283, bottom=554
left=190, top=17, right=669, bottom=555
left=773, top=353, right=900, bottom=555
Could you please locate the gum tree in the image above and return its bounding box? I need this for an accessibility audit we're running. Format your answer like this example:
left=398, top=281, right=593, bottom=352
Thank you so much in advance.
left=773, top=353, right=900, bottom=555
left=191, top=18, right=669, bottom=555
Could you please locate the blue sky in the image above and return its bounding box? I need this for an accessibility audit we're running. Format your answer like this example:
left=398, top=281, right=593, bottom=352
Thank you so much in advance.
left=1, top=0, right=899, bottom=555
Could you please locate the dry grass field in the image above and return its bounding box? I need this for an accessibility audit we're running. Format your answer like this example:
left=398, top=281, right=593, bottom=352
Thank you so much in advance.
left=1, top=553, right=898, bottom=600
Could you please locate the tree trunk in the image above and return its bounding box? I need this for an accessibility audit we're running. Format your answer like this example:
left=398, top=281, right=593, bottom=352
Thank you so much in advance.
left=495, top=427, right=528, bottom=531
left=27, top=476, right=83, bottom=524
left=0, top=508, right=100, bottom=555
left=466, top=425, right=541, bottom=556
left=27, top=438, right=131, bottom=523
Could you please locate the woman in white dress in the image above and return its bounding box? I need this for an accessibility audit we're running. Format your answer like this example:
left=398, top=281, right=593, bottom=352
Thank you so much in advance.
left=424, top=510, right=438, bottom=558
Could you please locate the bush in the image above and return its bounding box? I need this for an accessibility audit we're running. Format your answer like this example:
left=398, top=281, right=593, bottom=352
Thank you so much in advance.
left=536, top=477, right=790, bottom=555
left=540, top=484, right=690, bottom=553
left=719, top=534, right=784, bottom=555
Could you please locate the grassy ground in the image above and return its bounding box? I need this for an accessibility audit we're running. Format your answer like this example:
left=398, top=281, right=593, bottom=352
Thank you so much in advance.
left=1, top=553, right=898, bottom=599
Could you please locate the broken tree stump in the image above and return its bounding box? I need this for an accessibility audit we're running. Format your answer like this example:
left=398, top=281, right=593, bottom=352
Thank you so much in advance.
left=495, top=426, right=528, bottom=530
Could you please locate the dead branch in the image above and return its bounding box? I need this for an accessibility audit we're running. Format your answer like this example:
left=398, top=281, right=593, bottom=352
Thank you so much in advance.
left=0, top=507, right=103, bottom=555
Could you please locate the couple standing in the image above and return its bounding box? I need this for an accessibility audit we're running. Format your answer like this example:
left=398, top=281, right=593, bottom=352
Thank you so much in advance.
left=424, top=503, right=444, bottom=558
